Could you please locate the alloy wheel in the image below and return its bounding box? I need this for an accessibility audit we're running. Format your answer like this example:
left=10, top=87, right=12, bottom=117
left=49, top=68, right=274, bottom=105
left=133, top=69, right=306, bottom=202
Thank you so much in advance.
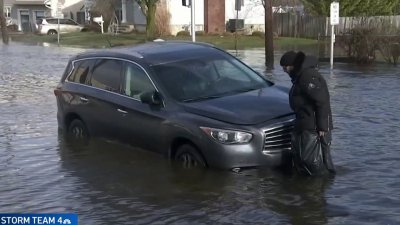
left=71, top=126, right=85, bottom=139
left=178, top=152, right=201, bottom=168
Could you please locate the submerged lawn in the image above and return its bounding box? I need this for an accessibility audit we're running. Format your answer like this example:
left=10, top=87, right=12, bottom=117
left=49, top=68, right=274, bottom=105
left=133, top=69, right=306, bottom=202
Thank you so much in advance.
left=10, top=32, right=318, bottom=50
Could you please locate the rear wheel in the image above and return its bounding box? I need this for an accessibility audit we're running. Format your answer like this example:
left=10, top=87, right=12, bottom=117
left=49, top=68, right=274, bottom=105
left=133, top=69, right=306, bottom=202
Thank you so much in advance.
left=174, top=144, right=206, bottom=169
left=47, top=30, right=57, bottom=35
left=67, top=119, right=89, bottom=143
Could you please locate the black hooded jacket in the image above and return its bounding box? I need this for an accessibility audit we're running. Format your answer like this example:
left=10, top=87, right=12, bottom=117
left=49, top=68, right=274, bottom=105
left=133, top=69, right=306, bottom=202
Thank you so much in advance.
left=289, top=52, right=333, bottom=132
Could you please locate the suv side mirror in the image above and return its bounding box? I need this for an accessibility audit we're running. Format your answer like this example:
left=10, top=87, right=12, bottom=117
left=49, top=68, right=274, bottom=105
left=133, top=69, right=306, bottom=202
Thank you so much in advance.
left=140, top=91, right=162, bottom=105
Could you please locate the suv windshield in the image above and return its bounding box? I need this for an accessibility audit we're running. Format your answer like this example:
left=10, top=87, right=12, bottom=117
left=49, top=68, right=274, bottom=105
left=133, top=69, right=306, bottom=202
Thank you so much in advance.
left=152, top=54, right=271, bottom=102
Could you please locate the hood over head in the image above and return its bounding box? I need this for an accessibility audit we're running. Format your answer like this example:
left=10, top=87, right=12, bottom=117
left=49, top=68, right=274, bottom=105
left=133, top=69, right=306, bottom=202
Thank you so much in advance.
left=291, top=52, right=319, bottom=82
left=280, top=51, right=297, bottom=66
left=293, top=51, right=318, bottom=70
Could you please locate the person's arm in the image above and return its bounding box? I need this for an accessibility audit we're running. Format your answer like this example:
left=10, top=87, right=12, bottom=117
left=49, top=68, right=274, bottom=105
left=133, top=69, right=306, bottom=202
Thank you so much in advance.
left=299, top=70, right=330, bottom=134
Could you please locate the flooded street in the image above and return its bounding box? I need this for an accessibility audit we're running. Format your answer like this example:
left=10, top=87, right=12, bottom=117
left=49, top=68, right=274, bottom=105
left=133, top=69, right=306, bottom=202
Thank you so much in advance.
left=1, top=43, right=399, bottom=225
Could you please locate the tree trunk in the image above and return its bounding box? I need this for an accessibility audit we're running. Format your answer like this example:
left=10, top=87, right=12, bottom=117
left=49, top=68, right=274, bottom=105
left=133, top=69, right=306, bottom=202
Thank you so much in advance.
left=0, top=0, right=9, bottom=44
left=146, top=3, right=157, bottom=40
left=265, top=0, right=274, bottom=69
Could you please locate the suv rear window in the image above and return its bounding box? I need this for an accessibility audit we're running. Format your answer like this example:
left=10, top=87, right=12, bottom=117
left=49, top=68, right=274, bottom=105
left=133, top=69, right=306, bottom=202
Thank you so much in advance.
left=46, top=19, right=58, bottom=24
left=67, top=60, right=95, bottom=84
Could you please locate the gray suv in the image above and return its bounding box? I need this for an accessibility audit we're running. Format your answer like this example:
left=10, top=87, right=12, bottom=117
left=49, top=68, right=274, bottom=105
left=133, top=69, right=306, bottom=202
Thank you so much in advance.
left=54, top=41, right=294, bottom=169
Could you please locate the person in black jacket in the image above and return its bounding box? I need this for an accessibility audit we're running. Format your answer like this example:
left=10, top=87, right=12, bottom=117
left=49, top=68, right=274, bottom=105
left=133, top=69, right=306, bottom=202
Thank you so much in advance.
left=280, top=51, right=335, bottom=176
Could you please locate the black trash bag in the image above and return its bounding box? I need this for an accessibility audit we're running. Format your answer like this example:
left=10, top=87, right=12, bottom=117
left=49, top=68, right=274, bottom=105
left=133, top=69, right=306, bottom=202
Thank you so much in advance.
left=320, top=133, right=336, bottom=174
left=292, top=131, right=328, bottom=176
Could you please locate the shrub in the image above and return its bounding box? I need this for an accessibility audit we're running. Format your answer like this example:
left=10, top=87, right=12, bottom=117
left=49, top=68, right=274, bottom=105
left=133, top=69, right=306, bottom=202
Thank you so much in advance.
left=7, top=24, right=18, bottom=32
left=176, top=30, right=190, bottom=36
left=336, top=27, right=378, bottom=64
left=350, top=27, right=378, bottom=64
left=195, top=31, right=205, bottom=36
left=251, top=31, right=265, bottom=38
left=82, top=23, right=101, bottom=33
left=336, top=17, right=400, bottom=65
left=374, top=24, right=400, bottom=65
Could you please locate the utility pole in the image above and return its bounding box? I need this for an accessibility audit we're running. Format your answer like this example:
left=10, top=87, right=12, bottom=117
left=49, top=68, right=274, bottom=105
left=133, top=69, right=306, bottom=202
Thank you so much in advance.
left=183, top=0, right=195, bottom=42
left=234, top=0, right=244, bottom=52
left=0, top=0, right=9, bottom=44
left=264, top=0, right=274, bottom=69
left=190, top=0, right=196, bottom=42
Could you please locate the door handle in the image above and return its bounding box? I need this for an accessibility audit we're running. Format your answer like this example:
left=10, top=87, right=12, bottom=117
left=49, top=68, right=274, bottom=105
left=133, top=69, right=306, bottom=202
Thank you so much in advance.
left=117, top=109, right=128, bottom=114
left=80, top=97, right=89, bottom=102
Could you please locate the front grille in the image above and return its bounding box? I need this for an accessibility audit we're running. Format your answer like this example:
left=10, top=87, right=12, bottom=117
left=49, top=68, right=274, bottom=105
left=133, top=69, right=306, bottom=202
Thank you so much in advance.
left=262, top=121, right=294, bottom=154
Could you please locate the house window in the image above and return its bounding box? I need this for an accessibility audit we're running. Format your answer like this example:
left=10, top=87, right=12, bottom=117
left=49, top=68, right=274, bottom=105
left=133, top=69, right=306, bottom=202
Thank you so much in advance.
left=35, top=11, right=45, bottom=24
left=4, top=6, right=11, bottom=18
left=35, top=11, right=45, bottom=19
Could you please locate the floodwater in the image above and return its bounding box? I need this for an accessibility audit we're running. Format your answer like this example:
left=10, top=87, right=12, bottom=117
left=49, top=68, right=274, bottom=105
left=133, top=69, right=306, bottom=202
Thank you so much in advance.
left=0, top=43, right=399, bottom=225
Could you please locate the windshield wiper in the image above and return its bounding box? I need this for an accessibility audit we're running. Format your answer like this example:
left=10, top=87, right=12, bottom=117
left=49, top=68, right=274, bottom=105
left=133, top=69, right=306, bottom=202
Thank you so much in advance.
left=240, top=87, right=260, bottom=92
left=182, top=95, right=223, bottom=102
left=182, top=87, right=262, bottom=102
left=227, top=87, right=261, bottom=94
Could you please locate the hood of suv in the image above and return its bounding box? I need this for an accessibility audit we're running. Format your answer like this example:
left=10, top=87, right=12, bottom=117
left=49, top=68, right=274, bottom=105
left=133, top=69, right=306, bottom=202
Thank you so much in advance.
left=182, top=86, right=293, bottom=125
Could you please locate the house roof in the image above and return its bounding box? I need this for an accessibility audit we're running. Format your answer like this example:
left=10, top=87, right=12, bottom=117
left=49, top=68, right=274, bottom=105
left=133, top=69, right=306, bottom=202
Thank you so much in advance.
left=14, top=0, right=44, bottom=5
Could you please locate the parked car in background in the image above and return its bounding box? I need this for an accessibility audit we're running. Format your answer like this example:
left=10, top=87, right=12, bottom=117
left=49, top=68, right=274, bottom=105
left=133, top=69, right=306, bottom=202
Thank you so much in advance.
left=54, top=41, right=294, bottom=170
left=37, top=18, right=84, bottom=35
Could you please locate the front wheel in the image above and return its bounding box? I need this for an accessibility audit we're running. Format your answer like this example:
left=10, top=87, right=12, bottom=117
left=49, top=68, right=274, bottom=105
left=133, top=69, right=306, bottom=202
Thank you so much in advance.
left=67, top=119, right=89, bottom=143
left=174, top=144, right=207, bottom=169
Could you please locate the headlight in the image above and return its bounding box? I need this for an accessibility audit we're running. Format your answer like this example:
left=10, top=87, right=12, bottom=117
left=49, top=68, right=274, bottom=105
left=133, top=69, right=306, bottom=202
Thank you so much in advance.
left=200, top=127, right=253, bottom=144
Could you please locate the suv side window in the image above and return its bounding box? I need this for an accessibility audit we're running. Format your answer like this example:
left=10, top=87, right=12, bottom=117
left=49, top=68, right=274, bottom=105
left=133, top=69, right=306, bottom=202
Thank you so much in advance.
left=61, top=19, right=75, bottom=25
left=67, top=59, right=94, bottom=84
left=66, top=19, right=78, bottom=25
left=59, top=19, right=67, bottom=24
left=123, top=63, right=155, bottom=99
left=90, top=59, right=122, bottom=93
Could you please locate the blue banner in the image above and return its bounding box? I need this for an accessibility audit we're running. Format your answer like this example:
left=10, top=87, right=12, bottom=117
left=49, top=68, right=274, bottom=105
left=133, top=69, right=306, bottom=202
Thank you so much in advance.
left=0, top=214, right=77, bottom=225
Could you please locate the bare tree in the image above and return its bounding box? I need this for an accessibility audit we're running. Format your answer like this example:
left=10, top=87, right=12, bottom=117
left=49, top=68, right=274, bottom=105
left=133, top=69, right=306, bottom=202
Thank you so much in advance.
left=0, top=0, right=9, bottom=44
left=93, top=0, right=161, bottom=40
left=93, top=0, right=119, bottom=30
left=135, top=0, right=160, bottom=40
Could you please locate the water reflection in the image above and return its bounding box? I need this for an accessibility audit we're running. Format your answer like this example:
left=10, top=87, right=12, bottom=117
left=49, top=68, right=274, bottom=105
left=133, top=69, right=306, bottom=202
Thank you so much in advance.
left=232, top=168, right=337, bottom=225
left=264, top=176, right=333, bottom=225
left=57, top=130, right=339, bottom=225
left=57, top=133, right=237, bottom=224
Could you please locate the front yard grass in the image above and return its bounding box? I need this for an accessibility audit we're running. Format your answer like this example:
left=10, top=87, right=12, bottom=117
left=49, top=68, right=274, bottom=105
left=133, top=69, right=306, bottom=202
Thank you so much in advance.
left=10, top=31, right=318, bottom=50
